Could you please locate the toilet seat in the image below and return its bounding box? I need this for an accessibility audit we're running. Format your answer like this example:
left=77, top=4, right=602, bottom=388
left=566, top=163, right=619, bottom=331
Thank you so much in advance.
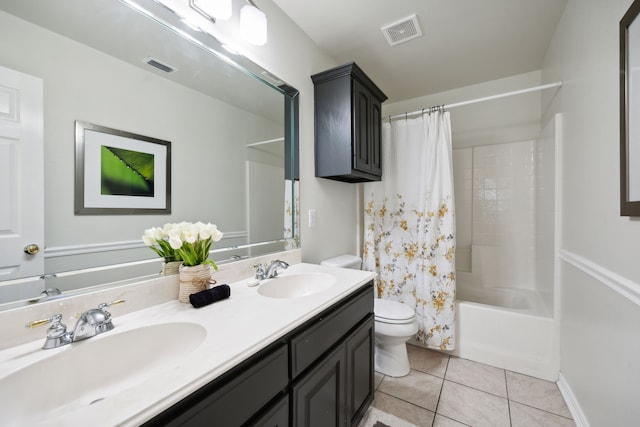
left=374, top=299, right=416, bottom=325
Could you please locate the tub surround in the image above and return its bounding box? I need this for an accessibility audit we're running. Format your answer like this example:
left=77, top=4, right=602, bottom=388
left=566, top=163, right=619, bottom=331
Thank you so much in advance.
left=0, top=250, right=376, bottom=425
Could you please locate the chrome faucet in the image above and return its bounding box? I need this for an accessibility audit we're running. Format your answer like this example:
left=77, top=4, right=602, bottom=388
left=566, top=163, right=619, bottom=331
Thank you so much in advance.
left=265, top=260, right=289, bottom=279
left=26, top=299, right=125, bottom=349
left=254, top=260, right=289, bottom=281
left=28, top=287, right=62, bottom=303
left=72, top=302, right=116, bottom=341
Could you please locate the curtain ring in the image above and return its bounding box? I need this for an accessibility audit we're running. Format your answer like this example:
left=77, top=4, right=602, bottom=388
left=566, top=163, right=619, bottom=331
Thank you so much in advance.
left=405, top=112, right=408, bottom=121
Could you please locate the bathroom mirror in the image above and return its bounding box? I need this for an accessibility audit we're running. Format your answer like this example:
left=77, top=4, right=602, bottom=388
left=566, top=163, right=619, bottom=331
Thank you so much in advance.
left=621, top=0, right=640, bottom=216
left=0, top=0, right=299, bottom=307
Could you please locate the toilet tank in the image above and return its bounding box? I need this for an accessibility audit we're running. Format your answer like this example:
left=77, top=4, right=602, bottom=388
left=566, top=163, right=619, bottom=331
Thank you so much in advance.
left=320, top=254, right=362, bottom=270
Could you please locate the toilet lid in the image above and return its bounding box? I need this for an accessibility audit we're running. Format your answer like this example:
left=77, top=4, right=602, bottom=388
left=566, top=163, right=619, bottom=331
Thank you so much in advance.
left=374, top=298, right=415, bottom=323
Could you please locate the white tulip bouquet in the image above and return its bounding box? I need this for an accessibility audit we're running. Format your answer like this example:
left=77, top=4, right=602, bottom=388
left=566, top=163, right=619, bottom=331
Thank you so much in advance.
left=142, top=222, right=224, bottom=270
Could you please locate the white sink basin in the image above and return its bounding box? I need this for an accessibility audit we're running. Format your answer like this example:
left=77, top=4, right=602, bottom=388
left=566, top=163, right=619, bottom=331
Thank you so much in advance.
left=0, top=322, right=206, bottom=425
left=258, top=273, right=337, bottom=298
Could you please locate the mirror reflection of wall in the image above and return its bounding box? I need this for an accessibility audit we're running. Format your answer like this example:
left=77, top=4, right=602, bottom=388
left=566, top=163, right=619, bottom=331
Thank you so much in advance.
left=0, top=1, right=298, bottom=307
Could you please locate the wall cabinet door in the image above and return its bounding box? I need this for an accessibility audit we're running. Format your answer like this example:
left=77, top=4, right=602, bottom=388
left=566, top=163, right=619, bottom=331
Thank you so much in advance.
left=353, top=81, right=383, bottom=178
left=353, top=78, right=371, bottom=174
left=292, top=344, right=347, bottom=427
left=369, top=98, right=382, bottom=176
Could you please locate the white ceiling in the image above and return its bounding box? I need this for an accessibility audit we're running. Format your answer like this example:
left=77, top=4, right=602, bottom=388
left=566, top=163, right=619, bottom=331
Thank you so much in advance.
left=272, top=0, right=567, bottom=103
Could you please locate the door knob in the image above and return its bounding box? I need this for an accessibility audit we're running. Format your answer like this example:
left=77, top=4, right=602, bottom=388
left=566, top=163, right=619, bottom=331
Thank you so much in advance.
left=24, top=244, right=40, bottom=255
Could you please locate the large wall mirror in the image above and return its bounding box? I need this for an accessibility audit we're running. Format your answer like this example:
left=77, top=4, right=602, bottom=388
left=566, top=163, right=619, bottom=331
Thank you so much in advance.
left=0, top=0, right=299, bottom=308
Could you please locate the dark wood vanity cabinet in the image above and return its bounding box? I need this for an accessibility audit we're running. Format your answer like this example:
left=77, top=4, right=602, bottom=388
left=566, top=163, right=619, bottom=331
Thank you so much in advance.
left=143, top=281, right=374, bottom=427
left=312, top=62, right=387, bottom=182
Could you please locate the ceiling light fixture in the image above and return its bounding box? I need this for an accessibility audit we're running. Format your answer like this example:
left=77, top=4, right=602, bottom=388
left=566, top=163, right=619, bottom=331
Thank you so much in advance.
left=187, top=0, right=267, bottom=46
left=190, top=0, right=232, bottom=22
left=240, top=0, right=267, bottom=46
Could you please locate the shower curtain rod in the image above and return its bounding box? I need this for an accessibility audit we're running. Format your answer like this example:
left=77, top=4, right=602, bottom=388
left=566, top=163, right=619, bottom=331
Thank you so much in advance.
left=385, top=81, right=563, bottom=122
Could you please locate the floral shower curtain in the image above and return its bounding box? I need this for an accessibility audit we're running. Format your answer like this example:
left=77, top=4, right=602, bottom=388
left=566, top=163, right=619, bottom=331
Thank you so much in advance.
left=363, top=110, right=456, bottom=350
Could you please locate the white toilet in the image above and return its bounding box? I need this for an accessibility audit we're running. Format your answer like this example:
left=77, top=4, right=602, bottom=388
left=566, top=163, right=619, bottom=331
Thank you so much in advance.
left=320, top=255, right=419, bottom=378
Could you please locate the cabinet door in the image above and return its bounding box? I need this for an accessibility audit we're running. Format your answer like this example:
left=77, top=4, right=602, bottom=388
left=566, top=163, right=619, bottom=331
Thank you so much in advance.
left=353, top=79, right=371, bottom=174
left=292, top=344, right=347, bottom=427
left=249, top=394, right=289, bottom=427
left=369, top=98, right=382, bottom=177
left=346, top=315, right=375, bottom=426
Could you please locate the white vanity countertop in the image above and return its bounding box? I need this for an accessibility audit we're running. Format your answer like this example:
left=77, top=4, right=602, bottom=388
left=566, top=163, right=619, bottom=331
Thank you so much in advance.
left=0, top=263, right=376, bottom=426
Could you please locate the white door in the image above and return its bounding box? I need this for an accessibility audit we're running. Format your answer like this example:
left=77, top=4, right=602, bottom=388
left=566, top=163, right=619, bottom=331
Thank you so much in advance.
left=0, top=65, right=44, bottom=288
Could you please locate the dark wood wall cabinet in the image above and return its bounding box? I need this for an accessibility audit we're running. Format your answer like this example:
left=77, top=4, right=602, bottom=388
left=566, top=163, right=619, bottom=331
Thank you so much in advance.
left=143, top=281, right=374, bottom=427
left=312, top=62, right=387, bottom=183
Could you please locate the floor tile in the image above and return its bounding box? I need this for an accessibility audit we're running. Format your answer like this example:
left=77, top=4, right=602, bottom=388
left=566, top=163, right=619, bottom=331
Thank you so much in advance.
left=371, top=391, right=435, bottom=427
left=437, top=380, right=510, bottom=427
left=432, top=414, right=470, bottom=426
left=374, top=372, right=384, bottom=389
left=358, top=405, right=421, bottom=427
left=510, top=401, right=576, bottom=427
left=506, top=371, right=572, bottom=418
left=445, top=357, right=507, bottom=398
left=407, top=344, right=449, bottom=377
left=377, top=369, right=443, bottom=411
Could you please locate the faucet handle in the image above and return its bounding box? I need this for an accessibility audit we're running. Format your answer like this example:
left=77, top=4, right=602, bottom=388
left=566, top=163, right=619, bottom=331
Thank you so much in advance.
left=74, top=299, right=125, bottom=322
left=26, top=313, right=64, bottom=329
left=97, top=298, right=126, bottom=310
left=26, top=314, right=72, bottom=349
left=253, top=263, right=267, bottom=280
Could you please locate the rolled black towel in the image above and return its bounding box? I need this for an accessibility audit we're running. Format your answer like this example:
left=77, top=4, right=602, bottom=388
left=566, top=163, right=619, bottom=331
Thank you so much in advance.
left=189, top=284, right=231, bottom=308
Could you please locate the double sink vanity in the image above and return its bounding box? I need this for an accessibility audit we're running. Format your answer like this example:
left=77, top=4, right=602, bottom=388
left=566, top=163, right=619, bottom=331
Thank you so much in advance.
left=0, top=253, right=376, bottom=426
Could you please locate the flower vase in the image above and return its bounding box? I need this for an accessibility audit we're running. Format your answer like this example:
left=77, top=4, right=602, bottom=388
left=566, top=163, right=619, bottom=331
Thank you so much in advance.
left=161, top=260, right=181, bottom=276
left=178, top=264, right=214, bottom=303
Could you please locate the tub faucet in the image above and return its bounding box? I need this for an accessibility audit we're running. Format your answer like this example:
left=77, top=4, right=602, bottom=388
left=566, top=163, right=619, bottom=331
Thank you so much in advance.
left=265, top=260, right=289, bottom=279
left=26, top=299, right=125, bottom=349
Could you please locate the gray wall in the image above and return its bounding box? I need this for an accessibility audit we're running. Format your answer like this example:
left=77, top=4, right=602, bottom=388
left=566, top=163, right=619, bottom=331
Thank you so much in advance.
left=543, top=0, right=640, bottom=425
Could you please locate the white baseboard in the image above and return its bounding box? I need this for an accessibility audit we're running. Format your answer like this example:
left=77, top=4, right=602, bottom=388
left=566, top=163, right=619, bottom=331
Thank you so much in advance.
left=557, top=373, right=590, bottom=427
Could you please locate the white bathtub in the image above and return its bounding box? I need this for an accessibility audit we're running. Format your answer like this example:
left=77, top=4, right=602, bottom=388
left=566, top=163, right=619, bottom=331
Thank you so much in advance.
left=442, top=276, right=559, bottom=381
left=456, top=282, right=551, bottom=316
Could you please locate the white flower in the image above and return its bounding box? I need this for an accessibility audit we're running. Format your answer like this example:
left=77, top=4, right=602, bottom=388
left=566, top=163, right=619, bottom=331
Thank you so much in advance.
left=153, top=226, right=167, bottom=240
left=168, top=235, right=183, bottom=250
left=198, top=222, right=211, bottom=239
left=211, top=227, right=223, bottom=242
left=183, top=226, right=198, bottom=244
left=142, top=229, right=156, bottom=246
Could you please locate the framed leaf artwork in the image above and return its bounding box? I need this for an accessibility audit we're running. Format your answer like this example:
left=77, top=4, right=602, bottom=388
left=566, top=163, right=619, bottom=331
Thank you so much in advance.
left=74, top=121, right=171, bottom=215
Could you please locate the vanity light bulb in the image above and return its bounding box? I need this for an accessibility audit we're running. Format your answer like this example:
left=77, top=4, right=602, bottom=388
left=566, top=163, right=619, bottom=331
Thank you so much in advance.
left=240, top=5, right=267, bottom=46
left=193, top=0, right=232, bottom=20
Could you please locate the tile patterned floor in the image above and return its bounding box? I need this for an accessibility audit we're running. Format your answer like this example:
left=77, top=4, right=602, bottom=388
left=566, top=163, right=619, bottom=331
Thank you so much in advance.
left=367, top=344, right=575, bottom=427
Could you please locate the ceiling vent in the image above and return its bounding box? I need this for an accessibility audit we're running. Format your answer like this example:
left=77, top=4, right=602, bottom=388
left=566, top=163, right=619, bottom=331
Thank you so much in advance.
left=144, top=57, right=177, bottom=73
left=381, top=14, right=423, bottom=46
